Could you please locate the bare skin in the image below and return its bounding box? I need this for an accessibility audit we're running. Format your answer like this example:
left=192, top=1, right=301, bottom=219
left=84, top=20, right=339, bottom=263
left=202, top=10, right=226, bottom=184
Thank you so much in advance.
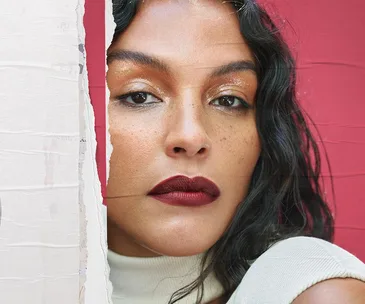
left=293, top=278, right=365, bottom=304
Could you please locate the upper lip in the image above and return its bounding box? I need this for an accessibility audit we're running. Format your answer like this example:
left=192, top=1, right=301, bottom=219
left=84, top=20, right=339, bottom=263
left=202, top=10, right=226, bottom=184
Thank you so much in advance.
left=148, top=175, right=220, bottom=198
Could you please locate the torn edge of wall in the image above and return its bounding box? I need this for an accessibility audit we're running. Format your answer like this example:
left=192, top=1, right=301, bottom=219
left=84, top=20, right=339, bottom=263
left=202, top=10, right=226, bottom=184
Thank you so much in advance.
left=105, top=3, right=114, bottom=199
left=105, top=0, right=116, bottom=301
left=77, top=0, right=111, bottom=302
left=77, top=0, right=87, bottom=301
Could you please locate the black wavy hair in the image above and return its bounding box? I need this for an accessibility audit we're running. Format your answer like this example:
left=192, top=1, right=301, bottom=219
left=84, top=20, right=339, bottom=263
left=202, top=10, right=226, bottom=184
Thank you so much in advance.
left=108, top=1, right=335, bottom=303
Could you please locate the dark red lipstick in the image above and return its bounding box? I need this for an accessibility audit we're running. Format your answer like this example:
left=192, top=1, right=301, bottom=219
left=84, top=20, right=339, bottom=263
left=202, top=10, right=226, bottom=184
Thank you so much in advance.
left=148, top=175, right=220, bottom=207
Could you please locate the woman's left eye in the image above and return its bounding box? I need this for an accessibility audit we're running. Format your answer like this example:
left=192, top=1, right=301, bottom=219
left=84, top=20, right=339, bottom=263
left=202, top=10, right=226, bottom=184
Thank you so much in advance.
left=210, top=95, right=250, bottom=109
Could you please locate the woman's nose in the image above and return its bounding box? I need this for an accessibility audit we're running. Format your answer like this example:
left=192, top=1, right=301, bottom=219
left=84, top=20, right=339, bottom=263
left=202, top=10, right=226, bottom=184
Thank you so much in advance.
left=164, top=107, right=211, bottom=159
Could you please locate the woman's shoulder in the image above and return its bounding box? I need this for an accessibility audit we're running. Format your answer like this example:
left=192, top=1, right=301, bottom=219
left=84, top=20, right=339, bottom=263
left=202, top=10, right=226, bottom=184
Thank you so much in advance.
left=226, top=236, right=365, bottom=304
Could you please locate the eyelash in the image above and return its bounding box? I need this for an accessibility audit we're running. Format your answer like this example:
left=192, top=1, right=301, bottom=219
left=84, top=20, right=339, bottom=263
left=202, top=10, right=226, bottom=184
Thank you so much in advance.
left=115, top=91, right=252, bottom=111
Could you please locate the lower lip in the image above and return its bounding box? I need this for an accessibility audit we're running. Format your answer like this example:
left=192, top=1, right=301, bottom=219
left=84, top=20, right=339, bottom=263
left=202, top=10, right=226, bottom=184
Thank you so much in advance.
left=149, top=191, right=217, bottom=207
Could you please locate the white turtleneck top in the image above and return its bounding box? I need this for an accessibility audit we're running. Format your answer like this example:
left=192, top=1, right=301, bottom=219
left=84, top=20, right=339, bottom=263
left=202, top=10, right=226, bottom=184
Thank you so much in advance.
left=108, top=236, right=365, bottom=304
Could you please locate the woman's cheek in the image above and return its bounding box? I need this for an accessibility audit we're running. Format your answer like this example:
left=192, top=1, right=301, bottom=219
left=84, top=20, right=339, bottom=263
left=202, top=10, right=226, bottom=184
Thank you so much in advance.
left=220, top=127, right=260, bottom=186
left=108, top=112, right=164, bottom=184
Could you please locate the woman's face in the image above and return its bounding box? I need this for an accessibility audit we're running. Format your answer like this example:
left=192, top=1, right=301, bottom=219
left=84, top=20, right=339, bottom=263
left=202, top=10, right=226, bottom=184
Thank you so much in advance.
left=107, top=0, right=260, bottom=257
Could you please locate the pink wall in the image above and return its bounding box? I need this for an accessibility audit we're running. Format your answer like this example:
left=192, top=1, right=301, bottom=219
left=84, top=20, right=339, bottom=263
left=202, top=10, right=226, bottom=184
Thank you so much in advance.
left=261, top=0, right=365, bottom=261
left=84, top=0, right=106, bottom=204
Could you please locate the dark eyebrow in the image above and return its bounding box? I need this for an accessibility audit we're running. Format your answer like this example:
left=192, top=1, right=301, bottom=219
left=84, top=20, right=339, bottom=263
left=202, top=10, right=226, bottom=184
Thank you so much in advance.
left=209, top=60, right=257, bottom=78
left=107, top=49, right=256, bottom=77
left=107, top=49, right=170, bottom=74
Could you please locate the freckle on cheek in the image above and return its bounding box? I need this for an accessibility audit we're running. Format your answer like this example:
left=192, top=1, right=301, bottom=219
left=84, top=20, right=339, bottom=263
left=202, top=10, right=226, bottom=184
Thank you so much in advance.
left=238, top=156, right=245, bottom=165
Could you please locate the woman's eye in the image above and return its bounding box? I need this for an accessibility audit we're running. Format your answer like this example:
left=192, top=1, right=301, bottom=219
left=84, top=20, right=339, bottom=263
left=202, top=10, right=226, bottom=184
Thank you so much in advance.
left=211, top=95, right=250, bottom=109
left=116, top=92, right=161, bottom=105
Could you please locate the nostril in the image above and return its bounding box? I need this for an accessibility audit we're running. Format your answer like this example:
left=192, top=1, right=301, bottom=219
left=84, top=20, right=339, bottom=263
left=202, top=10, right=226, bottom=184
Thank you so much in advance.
left=171, top=146, right=207, bottom=155
left=173, top=147, right=184, bottom=153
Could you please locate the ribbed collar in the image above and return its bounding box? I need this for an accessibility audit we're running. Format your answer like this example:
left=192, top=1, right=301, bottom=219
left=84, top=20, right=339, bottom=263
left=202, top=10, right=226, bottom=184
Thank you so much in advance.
left=108, top=250, right=224, bottom=304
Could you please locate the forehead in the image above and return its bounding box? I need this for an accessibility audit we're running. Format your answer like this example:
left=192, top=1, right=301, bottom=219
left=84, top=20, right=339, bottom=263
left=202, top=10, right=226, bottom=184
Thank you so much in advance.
left=112, top=0, right=254, bottom=68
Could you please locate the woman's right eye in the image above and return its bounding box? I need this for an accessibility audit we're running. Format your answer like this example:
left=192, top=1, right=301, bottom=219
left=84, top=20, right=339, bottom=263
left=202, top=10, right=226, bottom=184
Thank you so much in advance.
left=116, top=92, right=162, bottom=105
